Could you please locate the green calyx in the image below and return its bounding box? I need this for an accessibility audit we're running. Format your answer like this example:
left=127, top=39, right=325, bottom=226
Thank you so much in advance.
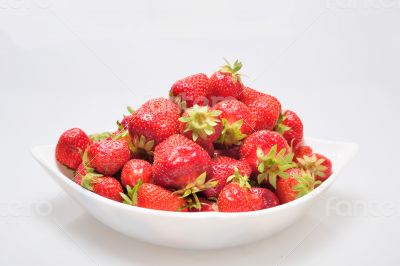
left=179, top=105, right=222, bottom=142
left=274, top=113, right=291, bottom=135
left=174, top=172, right=218, bottom=210
left=129, top=135, right=155, bottom=159
left=89, top=132, right=112, bottom=142
left=292, top=170, right=322, bottom=199
left=226, top=168, right=251, bottom=189
left=296, top=155, right=328, bottom=178
left=120, top=179, right=143, bottom=206
left=112, top=124, right=130, bottom=141
left=127, top=106, right=135, bottom=114
left=257, top=145, right=296, bottom=189
left=217, top=118, right=247, bottom=146
left=220, top=58, right=243, bottom=83
left=169, top=94, right=188, bottom=113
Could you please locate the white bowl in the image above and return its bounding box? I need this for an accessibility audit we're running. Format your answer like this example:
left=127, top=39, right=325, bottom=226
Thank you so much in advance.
left=31, top=137, right=357, bottom=250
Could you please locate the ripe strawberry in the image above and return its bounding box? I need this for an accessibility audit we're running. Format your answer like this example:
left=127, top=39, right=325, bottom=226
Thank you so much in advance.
left=240, top=130, right=294, bottom=188
left=238, top=86, right=262, bottom=102
left=121, top=181, right=188, bottom=212
left=87, top=138, right=131, bottom=176
left=78, top=174, right=123, bottom=202
left=179, top=105, right=222, bottom=145
left=297, top=153, right=332, bottom=182
left=240, top=87, right=281, bottom=131
left=153, top=134, right=212, bottom=189
left=276, top=168, right=321, bottom=204
left=213, top=99, right=256, bottom=146
left=217, top=169, right=253, bottom=212
left=203, top=156, right=251, bottom=198
left=129, top=98, right=180, bottom=157
left=294, top=145, right=313, bottom=162
left=189, top=198, right=218, bottom=212
left=209, top=59, right=244, bottom=101
left=275, top=110, right=303, bottom=149
left=121, top=159, right=153, bottom=188
left=170, top=73, right=211, bottom=109
left=249, top=187, right=280, bottom=210
left=55, top=128, right=91, bottom=170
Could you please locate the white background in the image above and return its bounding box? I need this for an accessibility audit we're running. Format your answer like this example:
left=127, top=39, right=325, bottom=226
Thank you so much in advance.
left=1, top=0, right=400, bottom=265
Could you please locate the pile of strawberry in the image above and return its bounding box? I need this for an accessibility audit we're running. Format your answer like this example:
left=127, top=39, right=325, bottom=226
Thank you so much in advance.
left=55, top=60, right=332, bottom=213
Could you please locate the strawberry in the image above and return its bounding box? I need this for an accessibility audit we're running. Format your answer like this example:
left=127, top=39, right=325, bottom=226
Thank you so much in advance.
left=74, top=151, right=123, bottom=202
left=203, top=156, right=251, bottom=198
left=275, top=110, right=303, bottom=149
left=249, top=187, right=280, bottom=210
left=87, top=138, right=131, bottom=176
left=214, top=99, right=256, bottom=146
left=209, top=59, right=244, bottom=102
left=297, top=153, right=332, bottom=182
left=189, top=198, right=218, bottom=212
left=128, top=98, right=180, bottom=157
left=240, top=87, right=281, bottom=131
left=153, top=134, right=212, bottom=189
left=294, top=145, right=313, bottom=162
left=121, top=181, right=188, bottom=212
left=170, top=73, right=211, bottom=109
left=276, top=168, right=321, bottom=204
left=121, top=159, right=153, bottom=188
left=240, top=130, right=294, bottom=188
left=179, top=105, right=222, bottom=145
left=238, top=86, right=262, bottom=102
left=217, top=169, right=253, bottom=212
left=55, top=128, right=92, bottom=170
left=78, top=175, right=123, bottom=202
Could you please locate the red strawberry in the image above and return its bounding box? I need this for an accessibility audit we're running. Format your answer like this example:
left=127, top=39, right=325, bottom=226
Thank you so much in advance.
left=121, top=181, right=188, bottom=212
left=294, top=145, right=313, bottom=162
left=153, top=134, right=212, bottom=189
left=214, top=99, right=256, bottom=146
left=238, top=86, right=262, bottom=102
left=240, top=87, right=281, bottom=131
left=217, top=169, right=253, bottom=212
left=87, top=138, right=131, bottom=176
left=209, top=59, right=244, bottom=102
left=129, top=98, right=180, bottom=157
left=249, top=187, right=280, bottom=210
left=275, top=110, right=303, bottom=149
left=276, top=168, right=320, bottom=204
left=55, top=128, right=91, bottom=170
left=170, top=73, right=211, bottom=109
left=240, top=130, right=295, bottom=188
left=297, top=153, right=332, bottom=182
left=189, top=198, right=218, bottom=212
left=203, top=156, right=251, bottom=198
left=179, top=105, right=222, bottom=145
left=92, top=177, right=123, bottom=202
left=78, top=175, right=123, bottom=202
left=121, top=159, right=153, bottom=188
